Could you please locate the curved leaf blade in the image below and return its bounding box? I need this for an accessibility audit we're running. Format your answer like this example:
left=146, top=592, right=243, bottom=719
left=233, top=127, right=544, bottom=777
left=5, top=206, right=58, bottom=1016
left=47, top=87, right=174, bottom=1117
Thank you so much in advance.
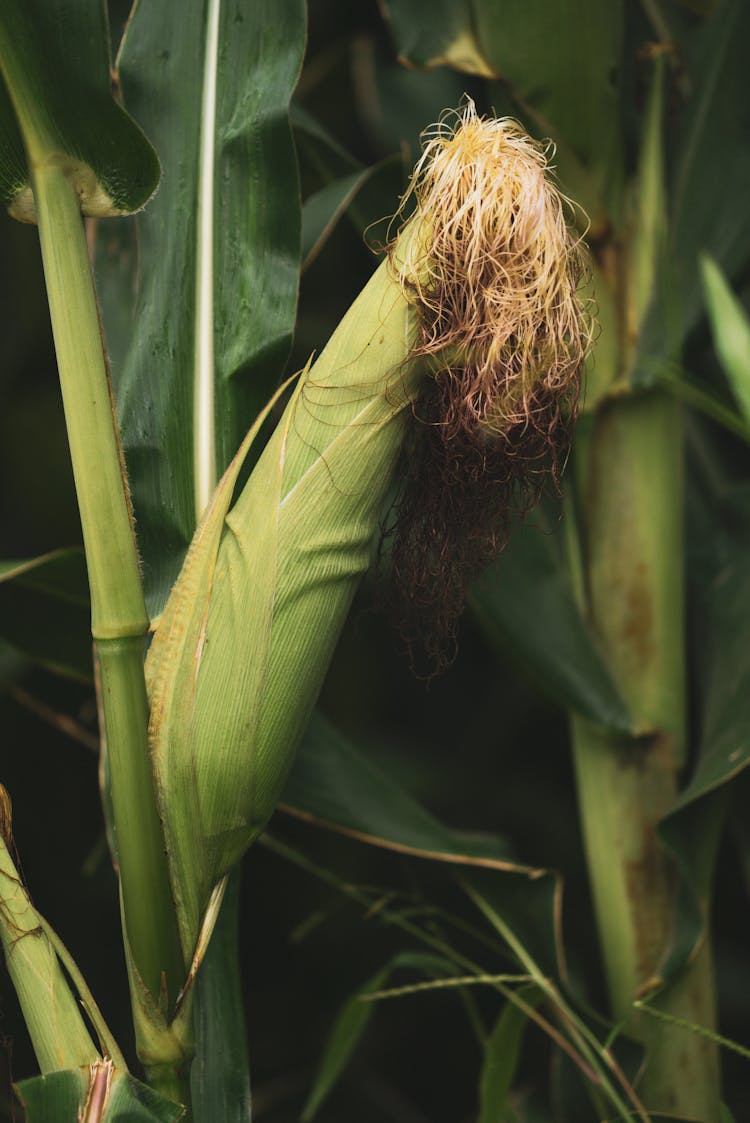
left=681, top=478, right=750, bottom=806
left=701, top=255, right=750, bottom=425
left=472, top=0, right=624, bottom=217
left=0, top=0, right=159, bottom=219
left=281, top=711, right=518, bottom=870
left=382, top=0, right=625, bottom=222
left=380, top=0, right=493, bottom=75
left=477, top=993, right=537, bottom=1123
left=468, top=520, right=633, bottom=735
left=301, top=158, right=399, bottom=271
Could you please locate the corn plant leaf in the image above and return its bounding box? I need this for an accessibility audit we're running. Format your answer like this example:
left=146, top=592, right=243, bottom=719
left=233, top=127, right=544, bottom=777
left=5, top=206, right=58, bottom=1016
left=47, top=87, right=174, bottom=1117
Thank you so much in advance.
left=628, top=54, right=667, bottom=343
left=679, top=478, right=750, bottom=805
left=468, top=519, right=633, bottom=736
left=302, top=951, right=459, bottom=1121
left=670, top=0, right=750, bottom=321
left=301, top=158, right=400, bottom=272
left=0, top=1, right=159, bottom=220
left=190, top=870, right=251, bottom=1123
left=477, top=991, right=538, bottom=1123
left=635, top=0, right=750, bottom=380
left=97, top=0, right=305, bottom=616
left=471, top=0, right=624, bottom=220
left=0, top=551, right=91, bottom=681
left=281, top=716, right=563, bottom=978
left=292, top=104, right=361, bottom=174
left=15, top=1067, right=184, bottom=1123
left=282, top=711, right=516, bottom=868
left=293, top=106, right=405, bottom=264
left=462, top=868, right=562, bottom=984
left=655, top=471, right=750, bottom=980
left=701, top=255, right=750, bottom=425
left=380, top=0, right=494, bottom=75
left=382, top=0, right=624, bottom=222
left=302, top=172, right=369, bottom=268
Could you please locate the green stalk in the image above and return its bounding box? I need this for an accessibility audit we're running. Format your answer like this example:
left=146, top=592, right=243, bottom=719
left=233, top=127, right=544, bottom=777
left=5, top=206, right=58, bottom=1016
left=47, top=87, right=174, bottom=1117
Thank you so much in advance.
left=0, top=806, right=100, bottom=1073
left=570, top=390, right=720, bottom=1117
left=30, top=162, right=185, bottom=1053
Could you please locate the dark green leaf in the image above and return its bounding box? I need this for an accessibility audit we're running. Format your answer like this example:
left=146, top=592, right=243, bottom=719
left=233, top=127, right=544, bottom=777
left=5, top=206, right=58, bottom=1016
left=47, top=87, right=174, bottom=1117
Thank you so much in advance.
left=477, top=992, right=536, bottom=1123
left=98, top=0, right=305, bottom=614
left=462, top=868, right=562, bottom=983
left=380, top=0, right=493, bottom=75
left=682, top=481, right=750, bottom=804
left=472, top=0, right=625, bottom=219
left=281, top=711, right=517, bottom=869
left=191, top=870, right=252, bottom=1123
left=292, top=104, right=361, bottom=180
left=301, top=158, right=400, bottom=271
left=302, top=172, right=368, bottom=268
left=355, top=44, right=474, bottom=165
left=670, top=0, right=750, bottom=327
left=0, top=1, right=159, bottom=218
left=636, top=0, right=750, bottom=377
left=302, top=951, right=458, bottom=1121
left=282, top=715, right=565, bottom=1006
left=0, top=550, right=91, bottom=681
left=468, top=519, right=633, bottom=735
left=382, top=0, right=625, bottom=221
left=655, top=466, right=750, bottom=979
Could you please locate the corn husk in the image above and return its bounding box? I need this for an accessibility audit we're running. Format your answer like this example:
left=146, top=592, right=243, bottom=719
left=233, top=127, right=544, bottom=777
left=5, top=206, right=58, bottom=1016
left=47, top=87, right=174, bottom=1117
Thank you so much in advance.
left=146, top=103, right=589, bottom=967
left=146, top=235, right=421, bottom=963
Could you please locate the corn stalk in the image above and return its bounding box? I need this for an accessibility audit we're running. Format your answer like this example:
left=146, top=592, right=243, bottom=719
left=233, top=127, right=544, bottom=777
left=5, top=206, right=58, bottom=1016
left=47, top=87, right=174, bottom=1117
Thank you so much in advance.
left=569, top=58, right=720, bottom=1117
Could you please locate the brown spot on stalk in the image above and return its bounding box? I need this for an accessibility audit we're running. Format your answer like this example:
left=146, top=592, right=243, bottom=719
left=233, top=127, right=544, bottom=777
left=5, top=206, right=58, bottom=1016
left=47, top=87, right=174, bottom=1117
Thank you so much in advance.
left=386, top=102, right=593, bottom=670
left=0, top=787, right=12, bottom=849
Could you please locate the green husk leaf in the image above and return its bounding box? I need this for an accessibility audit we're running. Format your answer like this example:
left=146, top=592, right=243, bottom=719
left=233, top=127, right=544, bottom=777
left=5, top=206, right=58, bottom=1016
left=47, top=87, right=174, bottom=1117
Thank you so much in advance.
left=0, top=0, right=159, bottom=219
left=148, top=238, right=421, bottom=960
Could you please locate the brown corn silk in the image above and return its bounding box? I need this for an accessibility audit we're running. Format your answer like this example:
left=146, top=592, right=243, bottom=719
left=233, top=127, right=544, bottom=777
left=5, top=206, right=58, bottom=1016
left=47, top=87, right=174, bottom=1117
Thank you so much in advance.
left=387, top=102, right=592, bottom=669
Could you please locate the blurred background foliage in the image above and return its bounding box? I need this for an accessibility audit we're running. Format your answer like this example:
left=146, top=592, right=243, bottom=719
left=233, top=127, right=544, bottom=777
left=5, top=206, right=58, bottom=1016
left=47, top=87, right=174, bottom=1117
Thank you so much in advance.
left=2, top=1, right=750, bottom=1120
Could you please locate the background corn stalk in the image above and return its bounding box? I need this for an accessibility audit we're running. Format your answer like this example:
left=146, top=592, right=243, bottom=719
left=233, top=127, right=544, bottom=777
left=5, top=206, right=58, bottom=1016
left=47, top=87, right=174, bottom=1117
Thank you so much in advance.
left=2, top=1, right=750, bottom=1122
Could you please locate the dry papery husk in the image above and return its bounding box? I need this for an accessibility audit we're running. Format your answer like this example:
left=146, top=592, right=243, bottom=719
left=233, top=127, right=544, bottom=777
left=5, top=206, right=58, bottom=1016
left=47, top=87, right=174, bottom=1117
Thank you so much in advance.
left=386, top=101, right=594, bottom=671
